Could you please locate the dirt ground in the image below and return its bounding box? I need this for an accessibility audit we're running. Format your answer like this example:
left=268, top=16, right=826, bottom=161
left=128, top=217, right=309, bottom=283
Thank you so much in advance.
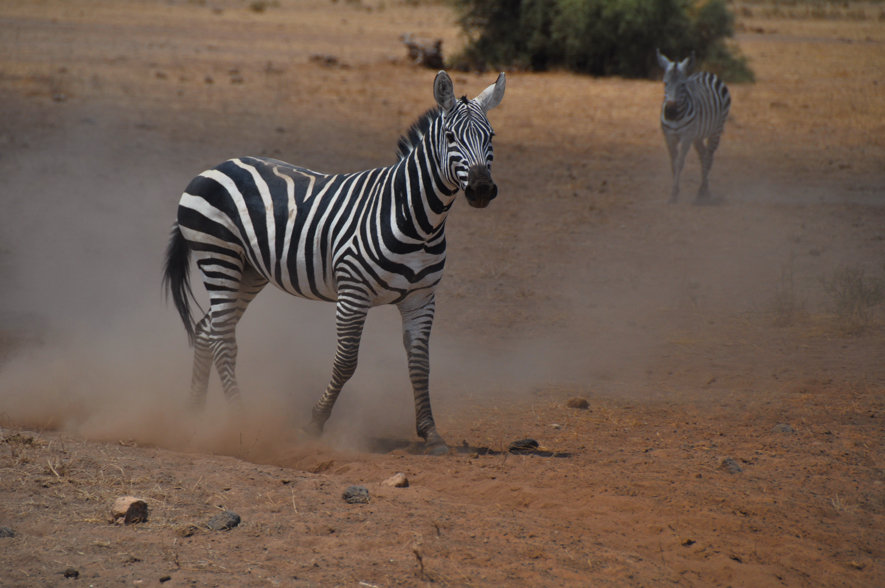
left=1, top=0, right=883, bottom=586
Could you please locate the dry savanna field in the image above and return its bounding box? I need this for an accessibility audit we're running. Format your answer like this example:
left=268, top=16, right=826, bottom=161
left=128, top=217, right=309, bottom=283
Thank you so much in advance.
left=0, top=0, right=883, bottom=586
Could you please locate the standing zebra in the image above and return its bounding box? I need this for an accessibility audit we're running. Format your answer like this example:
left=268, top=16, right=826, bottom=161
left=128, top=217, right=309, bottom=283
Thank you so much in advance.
left=657, top=49, right=731, bottom=203
left=163, top=71, right=505, bottom=455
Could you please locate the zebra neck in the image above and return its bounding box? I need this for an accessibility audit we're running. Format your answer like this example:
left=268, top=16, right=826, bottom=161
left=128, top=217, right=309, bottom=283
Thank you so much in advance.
left=390, top=130, right=458, bottom=238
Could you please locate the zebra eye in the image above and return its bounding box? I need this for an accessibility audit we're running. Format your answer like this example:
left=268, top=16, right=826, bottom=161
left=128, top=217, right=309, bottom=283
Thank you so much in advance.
left=445, top=131, right=455, bottom=142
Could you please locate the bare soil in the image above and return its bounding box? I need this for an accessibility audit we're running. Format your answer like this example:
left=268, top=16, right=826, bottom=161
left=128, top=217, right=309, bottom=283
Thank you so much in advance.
left=1, top=1, right=883, bottom=586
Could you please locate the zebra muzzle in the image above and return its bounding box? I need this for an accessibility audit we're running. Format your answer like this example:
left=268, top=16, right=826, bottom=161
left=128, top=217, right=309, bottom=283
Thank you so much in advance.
left=664, top=101, right=680, bottom=120
left=465, top=165, right=497, bottom=208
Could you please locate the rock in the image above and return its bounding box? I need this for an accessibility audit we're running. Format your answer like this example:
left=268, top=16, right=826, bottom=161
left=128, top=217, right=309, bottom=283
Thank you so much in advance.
left=719, top=457, right=743, bottom=474
left=206, top=510, right=241, bottom=531
left=111, top=496, right=149, bottom=525
left=62, top=568, right=79, bottom=579
left=508, top=439, right=539, bottom=454
left=343, top=485, right=370, bottom=504
left=772, top=423, right=796, bottom=434
left=0, top=526, right=15, bottom=538
left=566, top=397, right=589, bottom=409
left=382, top=473, right=409, bottom=488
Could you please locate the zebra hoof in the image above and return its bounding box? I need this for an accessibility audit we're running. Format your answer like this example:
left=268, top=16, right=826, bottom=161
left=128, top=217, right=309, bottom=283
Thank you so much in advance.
left=423, top=429, right=449, bottom=456
left=424, top=441, right=450, bottom=456
left=302, top=420, right=324, bottom=438
left=187, top=397, right=207, bottom=413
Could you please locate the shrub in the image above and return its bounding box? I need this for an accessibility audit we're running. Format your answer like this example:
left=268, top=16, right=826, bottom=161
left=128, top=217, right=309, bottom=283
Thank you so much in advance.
left=449, top=0, right=754, bottom=82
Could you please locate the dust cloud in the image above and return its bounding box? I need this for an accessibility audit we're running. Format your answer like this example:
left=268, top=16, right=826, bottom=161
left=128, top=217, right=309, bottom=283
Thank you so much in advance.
left=1, top=86, right=877, bottom=460
left=0, top=105, right=557, bottom=456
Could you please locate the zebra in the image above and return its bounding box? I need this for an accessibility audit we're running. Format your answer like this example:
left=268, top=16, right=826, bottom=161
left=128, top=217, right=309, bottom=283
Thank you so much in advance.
left=163, top=71, right=506, bottom=455
left=656, top=49, right=731, bottom=203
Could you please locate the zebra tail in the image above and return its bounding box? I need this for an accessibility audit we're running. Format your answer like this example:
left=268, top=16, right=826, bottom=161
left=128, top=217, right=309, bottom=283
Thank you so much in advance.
left=162, top=223, right=197, bottom=346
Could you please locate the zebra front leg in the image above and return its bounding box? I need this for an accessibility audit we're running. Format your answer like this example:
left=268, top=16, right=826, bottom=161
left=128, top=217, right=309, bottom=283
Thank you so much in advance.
left=399, top=295, right=448, bottom=455
left=189, top=314, right=213, bottom=410
left=307, top=297, right=369, bottom=436
left=664, top=133, right=682, bottom=202
left=695, top=134, right=721, bottom=203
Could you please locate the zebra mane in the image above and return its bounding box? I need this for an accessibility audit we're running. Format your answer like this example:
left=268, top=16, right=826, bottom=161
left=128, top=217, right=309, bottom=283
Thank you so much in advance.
left=396, top=107, right=441, bottom=161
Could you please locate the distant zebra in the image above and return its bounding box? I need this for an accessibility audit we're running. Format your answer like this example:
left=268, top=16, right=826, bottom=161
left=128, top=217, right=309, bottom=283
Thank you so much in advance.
left=657, top=49, right=731, bottom=203
left=163, top=71, right=505, bottom=455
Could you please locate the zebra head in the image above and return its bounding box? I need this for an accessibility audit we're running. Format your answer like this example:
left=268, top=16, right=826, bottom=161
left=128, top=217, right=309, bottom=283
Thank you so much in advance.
left=433, top=70, right=506, bottom=208
left=657, top=49, right=694, bottom=121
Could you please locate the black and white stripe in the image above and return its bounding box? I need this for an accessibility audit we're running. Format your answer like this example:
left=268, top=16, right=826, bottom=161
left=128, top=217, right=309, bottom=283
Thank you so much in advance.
left=163, top=71, right=505, bottom=454
left=657, top=50, right=731, bottom=203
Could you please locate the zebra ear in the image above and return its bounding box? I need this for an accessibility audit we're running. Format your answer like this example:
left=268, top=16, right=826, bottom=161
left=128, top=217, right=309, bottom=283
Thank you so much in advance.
left=475, top=72, right=506, bottom=113
left=433, top=70, right=456, bottom=112
left=656, top=48, right=672, bottom=70
left=679, top=52, right=695, bottom=74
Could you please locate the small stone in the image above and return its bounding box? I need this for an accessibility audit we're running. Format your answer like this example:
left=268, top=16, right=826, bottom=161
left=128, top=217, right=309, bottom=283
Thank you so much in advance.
left=112, top=496, right=149, bottom=525
left=719, top=457, right=743, bottom=474
left=382, top=473, right=409, bottom=488
left=772, top=423, right=795, bottom=434
left=0, top=526, right=15, bottom=538
left=206, top=510, right=241, bottom=531
left=63, top=568, right=79, bottom=579
left=566, top=397, right=589, bottom=410
left=343, top=485, right=370, bottom=504
left=508, top=438, right=539, bottom=454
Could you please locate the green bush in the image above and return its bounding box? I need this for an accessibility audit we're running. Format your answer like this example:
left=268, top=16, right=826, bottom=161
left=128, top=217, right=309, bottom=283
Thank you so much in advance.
left=449, top=0, right=754, bottom=82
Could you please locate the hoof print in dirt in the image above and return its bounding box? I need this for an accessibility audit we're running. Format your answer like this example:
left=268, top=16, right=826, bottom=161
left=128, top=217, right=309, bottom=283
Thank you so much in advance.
left=175, top=524, right=200, bottom=538
left=566, top=397, right=589, bottom=410
left=0, top=526, right=15, bottom=538
left=343, top=485, right=370, bottom=504
left=206, top=510, right=241, bottom=531
left=112, top=496, right=149, bottom=525
left=382, top=472, right=409, bottom=488
left=719, top=457, right=743, bottom=474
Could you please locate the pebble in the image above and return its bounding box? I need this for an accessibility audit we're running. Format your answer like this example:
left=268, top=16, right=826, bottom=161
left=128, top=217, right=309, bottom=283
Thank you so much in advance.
left=382, top=473, right=409, bottom=488
left=112, top=496, right=149, bottom=525
left=206, top=510, right=241, bottom=531
left=508, top=438, right=539, bottom=454
left=719, top=457, right=743, bottom=474
left=343, top=485, right=370, bottom=504
left=772, top=423, right=796, bottom=434
left=566, top=397, right=589, bottom=410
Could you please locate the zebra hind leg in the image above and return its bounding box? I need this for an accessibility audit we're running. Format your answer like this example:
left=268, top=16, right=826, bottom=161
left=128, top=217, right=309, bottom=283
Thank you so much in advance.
left=306, top=295, right=370, bottom=437
left=201, top=264, right=268, bottom=407
left=188, top=313, right=213, bottom=410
